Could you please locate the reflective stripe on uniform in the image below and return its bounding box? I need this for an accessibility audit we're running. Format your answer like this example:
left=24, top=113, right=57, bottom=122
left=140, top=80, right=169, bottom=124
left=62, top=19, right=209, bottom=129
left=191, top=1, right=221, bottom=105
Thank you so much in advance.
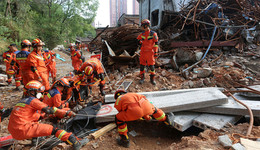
left=53, top=107, right=58, bottom=113
left=118, top=126, right=127, bottom=133
left=58, top=130, right=67, bottom=139
left=154, top=45, right=158, bottom=47
left=147, top=35, right=153, bottom=40
left=47, top=93, right=51, bottom=98
left=141, top=36, right=146, bottom=40
left=16, top=58, right=27, bottom=60
left=16, top=103, right=26, bottom=107
left=115, top=96, right=122, bottom=106
left=155, top=113, right=165, bottom=121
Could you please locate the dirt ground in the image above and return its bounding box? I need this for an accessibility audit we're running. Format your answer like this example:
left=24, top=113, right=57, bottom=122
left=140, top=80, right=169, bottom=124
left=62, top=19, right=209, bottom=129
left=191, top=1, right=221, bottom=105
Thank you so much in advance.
left=0, top=47, right=259, bottom=150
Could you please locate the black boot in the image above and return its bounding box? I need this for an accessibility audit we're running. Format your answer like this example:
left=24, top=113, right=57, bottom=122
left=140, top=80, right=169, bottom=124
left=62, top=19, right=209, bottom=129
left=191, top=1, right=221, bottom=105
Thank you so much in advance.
left=67, top=134, right=89, bottom=150
left=139, top=74, right=145, bottom=84
left=89, top=86, right=92, bottom=95
left=150, top=74, right=156, bottom=85
left=116, top=135, right=130, bottom=148
left=99, top=84, right=105, bottom=96
left=164, top=112, right=175, bottom=126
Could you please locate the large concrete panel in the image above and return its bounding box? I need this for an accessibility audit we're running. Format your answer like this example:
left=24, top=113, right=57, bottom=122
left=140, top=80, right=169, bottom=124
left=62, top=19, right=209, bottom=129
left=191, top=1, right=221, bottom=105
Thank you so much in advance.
left=193, top=114, right=242, bottom=130
left=105, top=87, right=223, bottom=103
left=97, top=89, right=228, bottom=123
left=193, top=98, right=260, bottom=117
left=173, top=112, right=201, bottom=132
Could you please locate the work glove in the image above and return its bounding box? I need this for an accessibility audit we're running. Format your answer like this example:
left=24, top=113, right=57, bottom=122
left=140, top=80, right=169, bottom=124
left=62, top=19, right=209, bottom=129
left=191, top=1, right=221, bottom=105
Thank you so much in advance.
left=0, top=103, right=4, bottom=114
left=65, top=110, right=76, bottom=118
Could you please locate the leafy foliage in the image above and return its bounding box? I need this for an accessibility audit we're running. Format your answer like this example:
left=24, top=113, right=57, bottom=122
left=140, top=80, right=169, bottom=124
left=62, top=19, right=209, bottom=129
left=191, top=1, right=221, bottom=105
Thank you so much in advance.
left=0, top=0, right=98, bottom=53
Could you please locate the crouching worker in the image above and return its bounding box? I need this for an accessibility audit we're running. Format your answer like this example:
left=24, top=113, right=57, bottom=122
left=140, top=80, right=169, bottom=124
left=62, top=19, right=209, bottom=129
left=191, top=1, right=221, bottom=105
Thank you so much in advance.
left=43, top=78, right=71, bottom=109
left=8, top=80, right=88, bottom=150
left=114, top=89, right=175, bottom=148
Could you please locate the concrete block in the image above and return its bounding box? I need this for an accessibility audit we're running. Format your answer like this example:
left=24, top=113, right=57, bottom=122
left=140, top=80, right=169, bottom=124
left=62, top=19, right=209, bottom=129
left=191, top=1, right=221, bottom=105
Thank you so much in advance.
left=237, top=85, right=260, bottom=98
left=193, top=98, right=260, bottom=117
left=218, top=135, right=232, bottom=148
left=97, top=89, right=228, bottom=123
left=173, top=112, right=201, bottom=132
left=231, top=143, right=246, bottom=150
left=105, top=87, right=223, bottom=103
left=193, top=114, right=241, bottom=130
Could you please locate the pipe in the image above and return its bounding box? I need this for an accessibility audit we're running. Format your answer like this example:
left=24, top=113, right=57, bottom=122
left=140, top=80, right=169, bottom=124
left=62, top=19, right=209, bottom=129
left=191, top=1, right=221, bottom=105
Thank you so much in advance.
left=227, top=92, right=254, bottom=136
left=182, top=26, right=217, bottom=73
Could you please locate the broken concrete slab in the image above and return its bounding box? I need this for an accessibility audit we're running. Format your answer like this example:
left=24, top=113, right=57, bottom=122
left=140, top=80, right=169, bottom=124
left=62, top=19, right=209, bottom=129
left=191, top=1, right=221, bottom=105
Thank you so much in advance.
left=105, top=87, right=223, bottom=103
left=237, top=85, right=260, bottom=98
left=240, top=138, right=260, bottom=150
left=231, top=143, right=246, bottom=150
left=193, top=98, right=260, bottom=117
left=173, top=112, right=201, bottom=132
left=193, top=114, right=242, bottom=130
left=218, top=135, right=232, bottom=148
left=97, top=89, right=228, bottom=123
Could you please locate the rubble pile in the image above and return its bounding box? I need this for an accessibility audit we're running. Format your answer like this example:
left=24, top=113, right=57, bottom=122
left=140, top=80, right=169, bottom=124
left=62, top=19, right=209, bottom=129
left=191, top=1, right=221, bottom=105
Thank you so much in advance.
left=160, top=0, right=260, bottom=50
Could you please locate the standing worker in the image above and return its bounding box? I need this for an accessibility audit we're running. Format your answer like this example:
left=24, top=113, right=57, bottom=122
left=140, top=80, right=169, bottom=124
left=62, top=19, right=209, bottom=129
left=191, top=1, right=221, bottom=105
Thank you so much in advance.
left=43, top=49, right=57, bottom=83
left=16, top=40, right=31, bottom=86
left=3, top=44, right=17, bottom=85
left=70, top=43, right=83, bottom=72
left=113, top=89, right=174, bottom=148
left=26, top=38, right=50, bottom=90
left=8, top=80, right=87, bottom=150
left=137, top=19, right=159, bottom=85
left=78, top=57, right=106, bottom=95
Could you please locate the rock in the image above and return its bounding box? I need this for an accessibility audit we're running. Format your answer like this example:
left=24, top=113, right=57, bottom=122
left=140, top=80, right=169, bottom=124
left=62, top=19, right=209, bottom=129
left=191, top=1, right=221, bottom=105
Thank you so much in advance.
left=193, top=68, right=212, bottom=78
left=203, top=78, right=212, bottom=86
left=161, top=70, right=167, bottom=77
left=92, top=142, right=99, bottom=149
left=187, top=80, right=194, bottom=88
left=218, top=135, right=232, bottom=148
left=195, top=51, right=203, bottom=61
left=194, top=79, right=205, bottom=88
left=223, top=62, right=234, bottom=67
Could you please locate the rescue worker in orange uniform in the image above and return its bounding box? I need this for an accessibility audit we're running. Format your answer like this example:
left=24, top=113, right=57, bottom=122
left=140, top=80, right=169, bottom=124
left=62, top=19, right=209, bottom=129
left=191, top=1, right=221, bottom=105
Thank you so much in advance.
left=16, top=40, right=31, bottom=86
left=114, top=89, right=174, bottom=148
left=137, top=19, right=159, bottom=85
left=43, top=49, right=57, bottom=83
left=78, top=57, right=106, bottom=95
left=43, top=78, right=71, bottom=109
left=12, top=45, right=22, bottom=90
left=70, top=43, right=83, bottom=72
left=26, top=38, right=50, bottom=90
left=8, top=80, right=87, bottom=150
left=3, top=44, right=17, bottom=85
left=0, top=102, right=4, bottom=123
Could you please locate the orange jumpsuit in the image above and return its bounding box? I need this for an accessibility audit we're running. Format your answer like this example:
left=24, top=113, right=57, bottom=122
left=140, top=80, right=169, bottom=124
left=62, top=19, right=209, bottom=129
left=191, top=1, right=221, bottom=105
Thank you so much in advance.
left=43, top=50, right=56, bottom=80
left=0, top=102, right=4, bottom=123
left=8, top=96, right=73, bottom=142
left=137, top=30, right=159, bottom=77
left=71, top=49, right=82, bottom=71
left=3, top=50, right=16, bottom=84
left=114, top=93, right=166, bottom=136
left=43, top=87, right=69, bottom=109
left=27, top=51, right=50, bottom=90
left=16, top=49, right=31, bottom=85
left=13, top=50, right=22, bottom=87
left=78, top=58, right=105, bottom=85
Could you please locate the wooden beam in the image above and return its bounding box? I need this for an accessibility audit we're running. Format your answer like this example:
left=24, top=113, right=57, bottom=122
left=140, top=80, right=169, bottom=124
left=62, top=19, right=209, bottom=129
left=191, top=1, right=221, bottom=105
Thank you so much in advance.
left=90, top=123, right=117, bottom=139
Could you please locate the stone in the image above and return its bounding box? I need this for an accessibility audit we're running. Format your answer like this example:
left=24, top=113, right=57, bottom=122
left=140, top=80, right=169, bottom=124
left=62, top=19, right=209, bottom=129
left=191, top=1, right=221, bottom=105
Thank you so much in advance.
left=193, top=68, right=212, bottom=78
left=218, top=135, right=232, bottom=148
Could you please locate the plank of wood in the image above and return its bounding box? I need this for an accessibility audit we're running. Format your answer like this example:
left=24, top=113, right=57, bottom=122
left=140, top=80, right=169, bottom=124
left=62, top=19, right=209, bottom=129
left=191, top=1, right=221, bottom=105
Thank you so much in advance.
left=240, top=138, right=260, bottom=150
left=90, top=123, right=117, bottom=139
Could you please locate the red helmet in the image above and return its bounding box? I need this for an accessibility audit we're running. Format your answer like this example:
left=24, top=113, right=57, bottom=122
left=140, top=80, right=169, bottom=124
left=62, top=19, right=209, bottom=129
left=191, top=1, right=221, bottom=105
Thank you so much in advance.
left=21, top=40, right=32, bottom=47
left=114, top=89, right=127, bottom=99
left=32, top=38, right=44, bottom=47
left=25, top=80, right=45, bottom=93
left=141, top=19, right=151, bottom=27
left=53, top=78, right=70, bottom=87
left=84, top=66, right=93, bottom=76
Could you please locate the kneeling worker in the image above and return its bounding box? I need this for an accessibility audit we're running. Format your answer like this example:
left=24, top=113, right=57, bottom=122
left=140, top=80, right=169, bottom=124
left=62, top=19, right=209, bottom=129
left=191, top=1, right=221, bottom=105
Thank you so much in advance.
left=8, top=80, right=87, bottom=150
left=113, top=89, right=175, bottom=148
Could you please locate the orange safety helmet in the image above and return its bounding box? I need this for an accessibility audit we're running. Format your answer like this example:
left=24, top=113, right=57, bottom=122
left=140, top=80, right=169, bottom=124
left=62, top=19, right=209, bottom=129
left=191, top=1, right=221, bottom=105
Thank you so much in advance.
left=25, top=80, right=45, bottom=93
left=21, top=39, right=32, bottom=47
left=69, top=43, right=75, bottom=48
left=84, top=66, right=93, bottom=76
left=114, top=89, right=127, bottom=99
left=141, top=19, right=151, bottom=27
left=53, top=77, right=70, bottom=88
left=32, top=38, right=44, bottom=47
